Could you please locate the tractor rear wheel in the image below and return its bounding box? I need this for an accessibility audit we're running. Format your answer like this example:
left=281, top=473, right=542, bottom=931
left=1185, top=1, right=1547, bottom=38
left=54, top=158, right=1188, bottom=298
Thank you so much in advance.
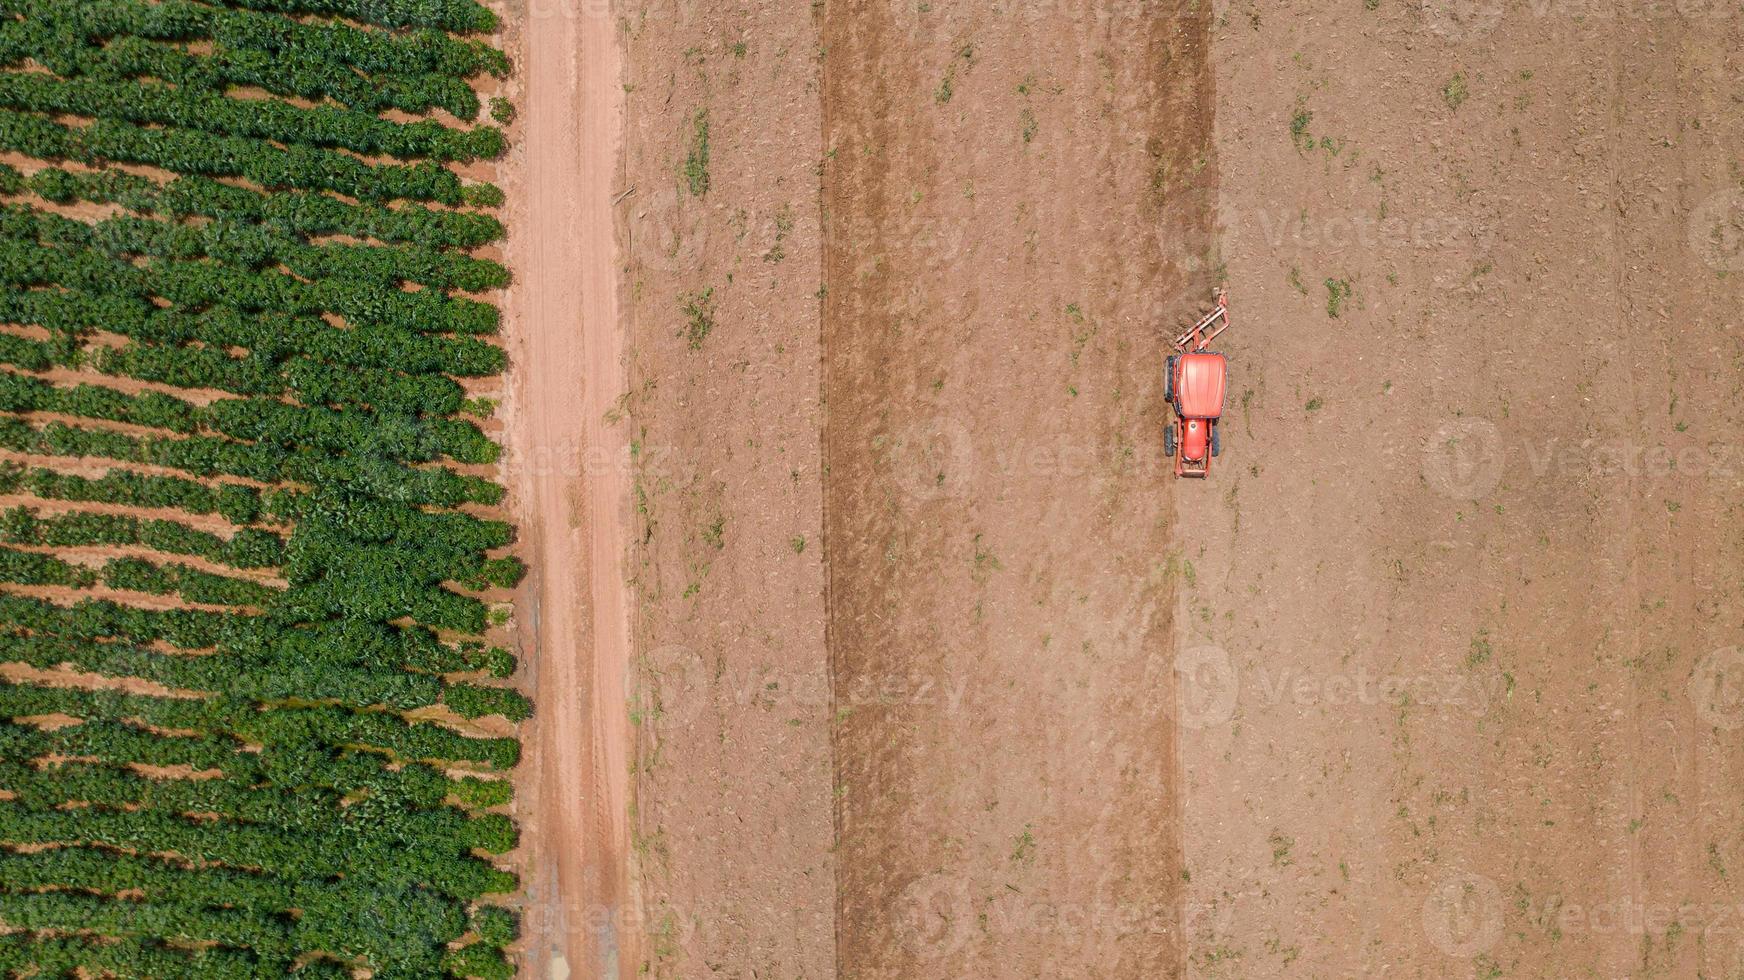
left=1163, top=425, right=1176, bottom=457
left=1163, top=356, right=1177, bottom=403
left=1211, top=424, right=1221, bottom=457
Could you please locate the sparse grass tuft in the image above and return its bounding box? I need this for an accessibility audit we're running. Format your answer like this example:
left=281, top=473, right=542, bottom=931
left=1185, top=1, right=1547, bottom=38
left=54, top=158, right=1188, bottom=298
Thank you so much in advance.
left=1443, top=73, right=1469, bottom=111
left=1290, top=100, right=1314, bottom=151
left=764, top=206, right=794, bottom=263
left=1269, top=831, right=1295, bottom=866
left=682, top=109, right=711, bottom=196
left=1467, top=629, right=1492, bottom=669
left=935, top=44, right=975, bottom=105
left=1324, top=277, right=1353, bottom=318
left=679, top=287, right=716, bottom=349
left=972, top=533, right=1001, bottom=582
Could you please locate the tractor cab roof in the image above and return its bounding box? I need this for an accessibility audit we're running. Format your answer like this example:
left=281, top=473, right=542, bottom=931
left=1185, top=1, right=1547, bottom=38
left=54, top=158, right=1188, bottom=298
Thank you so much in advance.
left=1176, top=351, right=1227, bottom=419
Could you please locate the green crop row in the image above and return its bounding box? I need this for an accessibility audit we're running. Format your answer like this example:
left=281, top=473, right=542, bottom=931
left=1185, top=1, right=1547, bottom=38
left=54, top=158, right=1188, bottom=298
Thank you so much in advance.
left=100, top=555, right=280, bottom=606
left=0, top=933, right=266, bottom=979
left=0, top=110, right=498, bottom=206
left=0, top=544, right=277, bottom=605
left=0, top=73, right=505, bottom=163
left=0, top=846, right=513, bottom=976
left=219, top=0, right=498, bottom=33
left=0, top=544, right=94, bottom=588
left=0, top=498, right=513, bottom=634
left=0, top=591, right=229, bottom=649
left=0, top=289, right=505, bottom=382
left=0, top=560, right=522, bottom=693
left=1, top=0, right=509, bottom=79
left=0, top=238, right=502, bottom=336
left=0, top=684, right=520, bottom=771
left=0, top=202, right=510, bottom=293
left=0, top=464, right=268, bottom=525
left=0, top=418, right=502, bottom=507
left=0, top=165, right=505, bottom=250
left=0, top=371, right=499, bottom=466
left=0, top=753, right=511, bottom=856
left=1, top=631, right=434, bottom=707
left=0, top=804, right=517, bottom=904
left=0, top=22, right=484, bottom=119
left=0, top=505, right=284, bottom=568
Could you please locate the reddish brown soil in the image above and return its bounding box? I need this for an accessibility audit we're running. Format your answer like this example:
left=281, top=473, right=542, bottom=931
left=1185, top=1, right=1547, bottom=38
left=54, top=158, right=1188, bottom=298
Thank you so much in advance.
left=821, top=1, right=1213, bottom=976
left=500, top=0, right=1744, bottom=976
left=1180, top=4, right=1744, bottom=976
left=497, top=0, right=633, bottom=976
left=617, top=3, right=837, bottom=976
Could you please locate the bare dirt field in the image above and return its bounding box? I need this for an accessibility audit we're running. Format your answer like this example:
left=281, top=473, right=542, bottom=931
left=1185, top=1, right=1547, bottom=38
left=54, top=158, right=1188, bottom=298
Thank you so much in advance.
left=1180, top=3, right=1744, bottom=977
left=499, top=0, right=1744, bottom=976
left=617, top=2, right=837, bottom=976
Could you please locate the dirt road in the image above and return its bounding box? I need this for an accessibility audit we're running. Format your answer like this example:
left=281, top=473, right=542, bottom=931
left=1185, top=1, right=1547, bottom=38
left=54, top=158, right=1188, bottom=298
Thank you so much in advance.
left=502, top=1, right=632, bottom=976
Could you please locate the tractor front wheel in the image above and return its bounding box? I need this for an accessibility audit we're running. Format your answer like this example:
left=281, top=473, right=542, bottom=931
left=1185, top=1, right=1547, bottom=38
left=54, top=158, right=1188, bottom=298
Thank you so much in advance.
left=1163, top=424, right=1176, bottom=458
left=1211, top=424, right=1221, bottom=457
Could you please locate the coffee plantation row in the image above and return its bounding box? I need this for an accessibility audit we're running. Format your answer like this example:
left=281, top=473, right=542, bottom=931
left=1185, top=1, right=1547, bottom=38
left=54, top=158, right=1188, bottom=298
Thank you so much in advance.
left=0, top=0, right=528, bottom=975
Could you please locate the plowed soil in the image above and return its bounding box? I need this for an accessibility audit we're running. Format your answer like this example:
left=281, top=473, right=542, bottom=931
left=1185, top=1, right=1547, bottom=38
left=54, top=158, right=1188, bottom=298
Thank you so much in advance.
left=821, top=1, right=1213, bottom=976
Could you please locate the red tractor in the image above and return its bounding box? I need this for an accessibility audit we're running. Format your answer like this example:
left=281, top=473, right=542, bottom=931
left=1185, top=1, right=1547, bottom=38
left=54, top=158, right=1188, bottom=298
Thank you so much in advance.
left=1163, top=291, right=1230, bottom=478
